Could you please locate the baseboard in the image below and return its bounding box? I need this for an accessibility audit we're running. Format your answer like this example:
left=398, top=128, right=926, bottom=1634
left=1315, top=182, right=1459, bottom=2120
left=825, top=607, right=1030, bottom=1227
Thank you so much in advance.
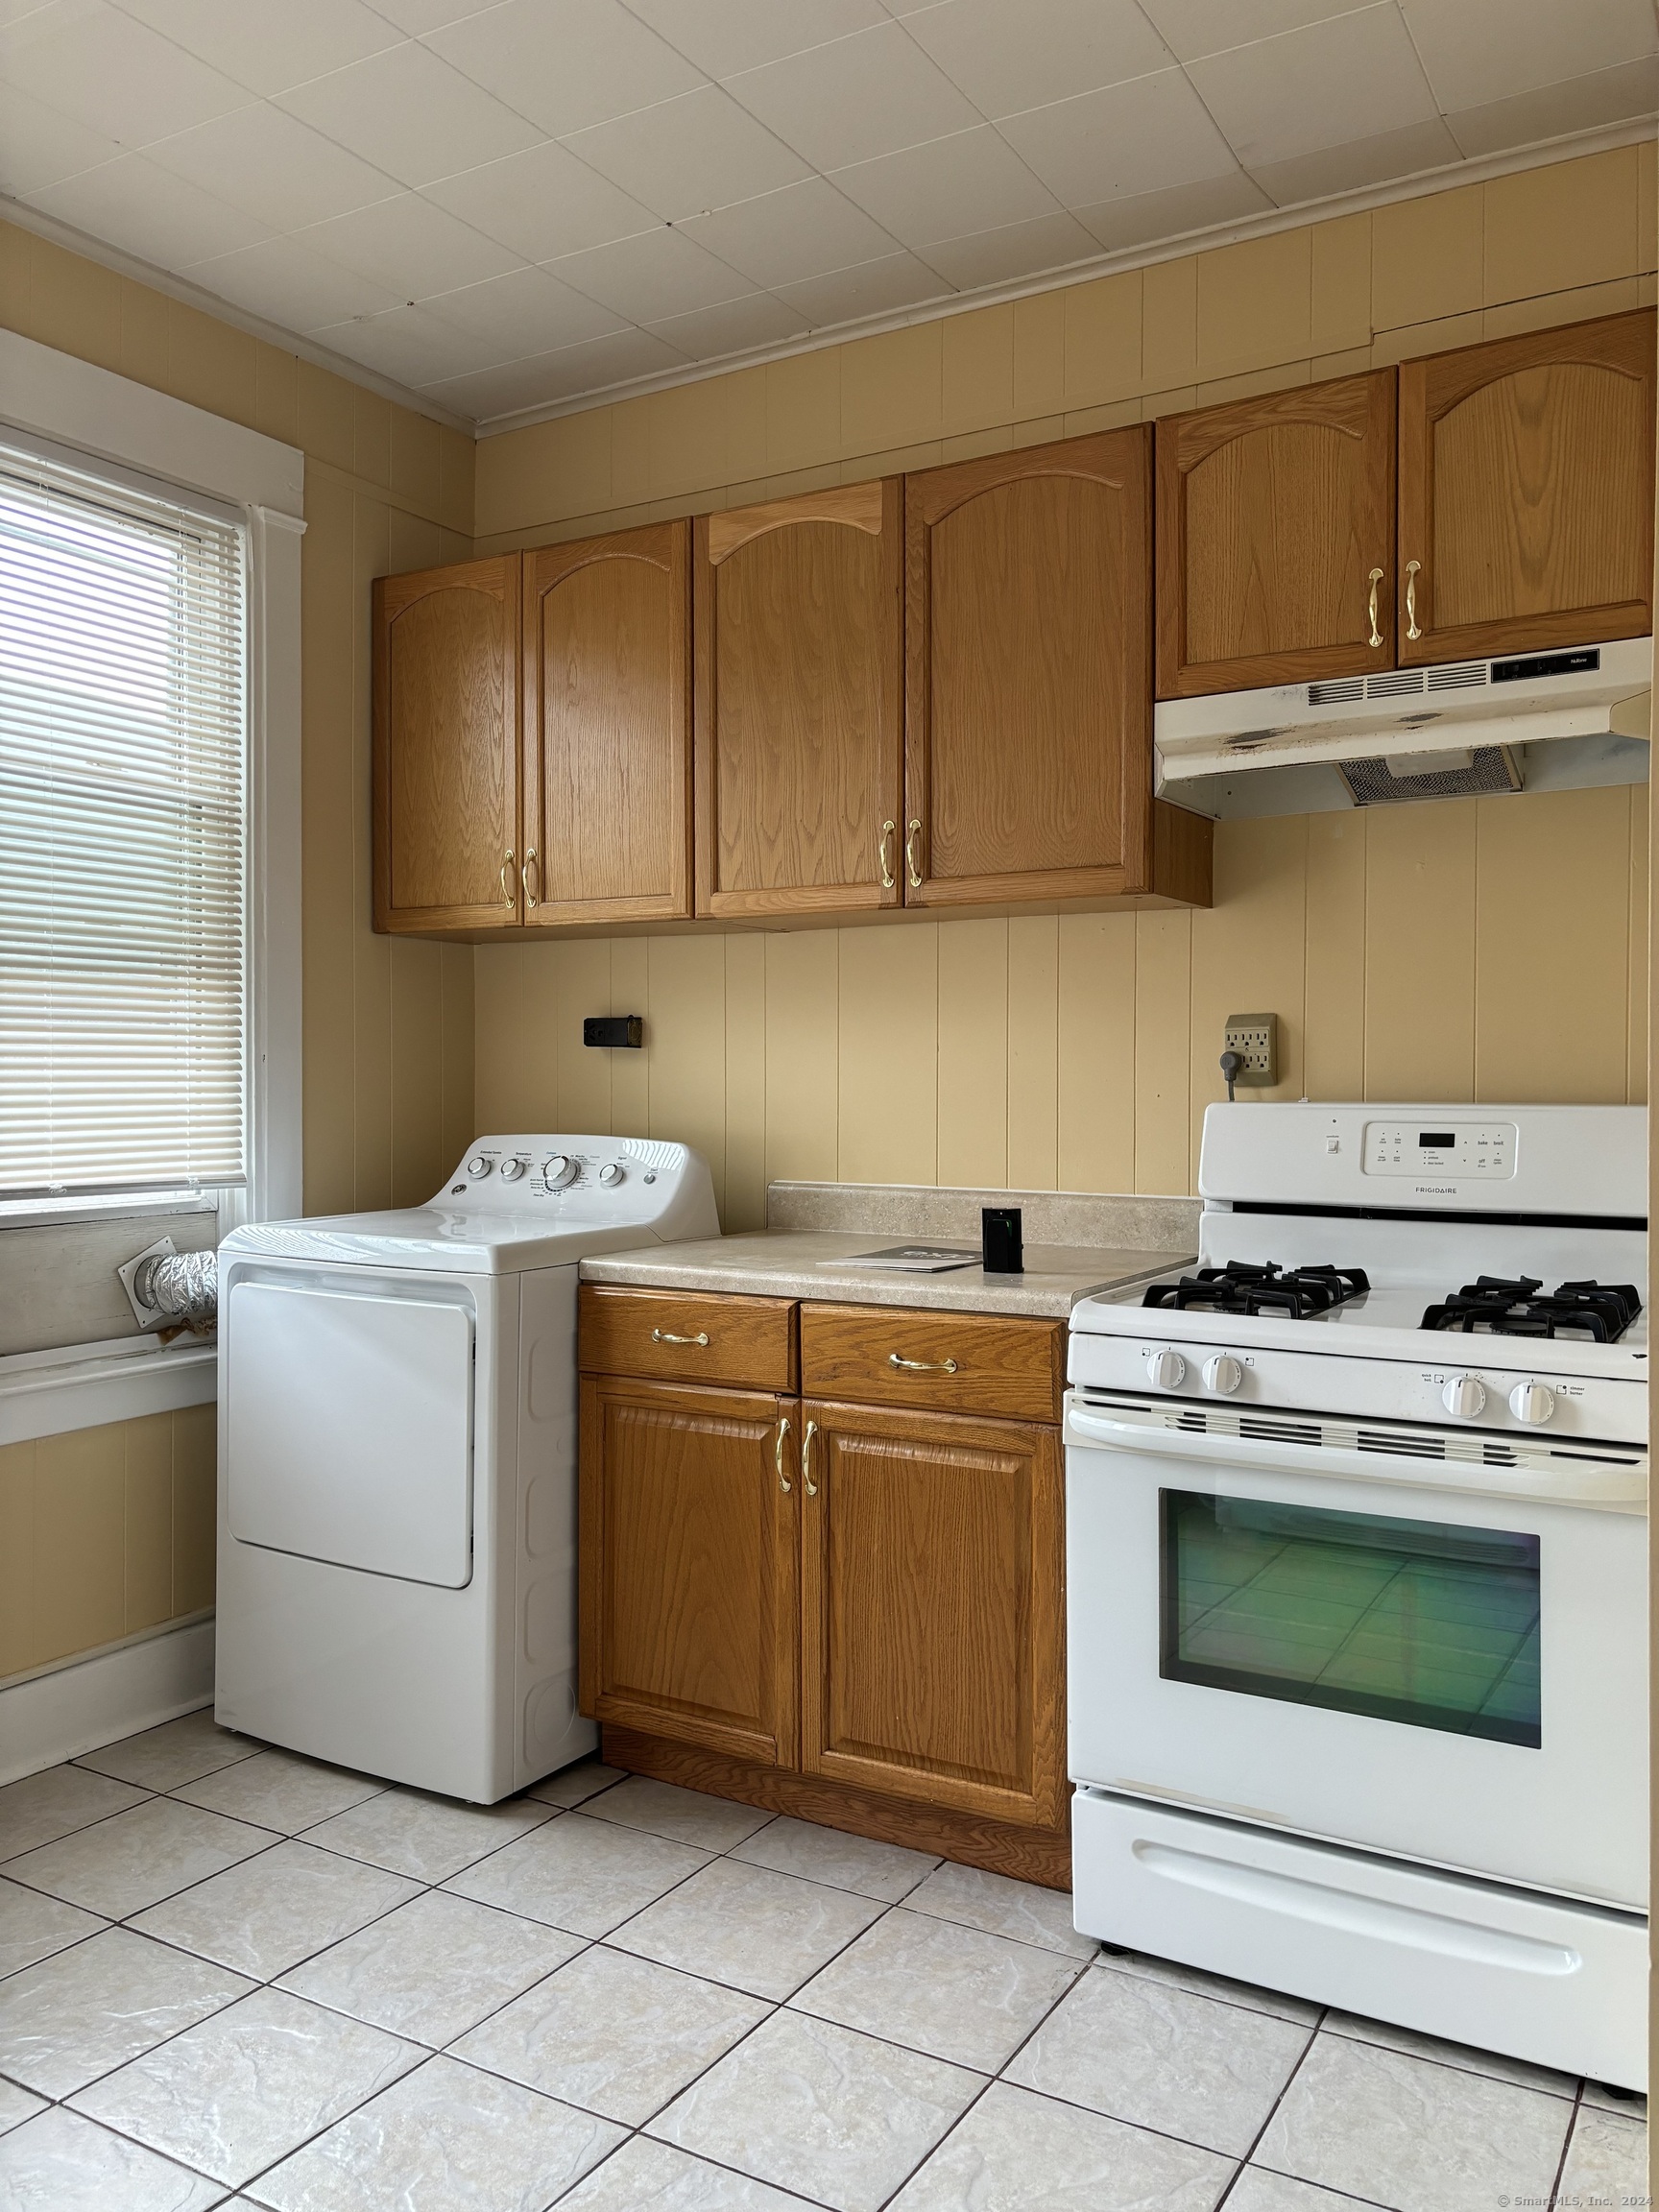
left=0, top=1617, right=215, bottom=1784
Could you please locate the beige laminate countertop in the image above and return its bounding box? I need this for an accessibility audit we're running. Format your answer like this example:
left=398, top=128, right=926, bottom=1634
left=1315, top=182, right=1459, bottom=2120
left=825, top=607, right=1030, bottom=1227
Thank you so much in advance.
left=579, top=1228, right=1185, bottom=1318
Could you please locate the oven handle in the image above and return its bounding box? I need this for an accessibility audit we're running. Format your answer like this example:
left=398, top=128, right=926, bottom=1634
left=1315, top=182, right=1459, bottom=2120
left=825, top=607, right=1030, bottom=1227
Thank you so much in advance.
left=1064, top=1404, right=1647, bottom=1511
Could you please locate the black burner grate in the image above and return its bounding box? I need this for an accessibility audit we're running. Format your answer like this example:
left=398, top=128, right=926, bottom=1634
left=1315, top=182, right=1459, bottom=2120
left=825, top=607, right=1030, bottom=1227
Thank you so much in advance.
left=1421, top=1276, right=1643, bottom=1342
left=1142, top=1261, right=1371, bottom=1320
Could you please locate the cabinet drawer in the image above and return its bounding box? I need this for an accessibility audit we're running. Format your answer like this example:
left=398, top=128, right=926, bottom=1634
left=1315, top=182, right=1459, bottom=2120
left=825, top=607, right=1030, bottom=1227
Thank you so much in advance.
left=801, top=1304, right=1063, bottom=1423
left=580, top=1286, right=796, bottom=1389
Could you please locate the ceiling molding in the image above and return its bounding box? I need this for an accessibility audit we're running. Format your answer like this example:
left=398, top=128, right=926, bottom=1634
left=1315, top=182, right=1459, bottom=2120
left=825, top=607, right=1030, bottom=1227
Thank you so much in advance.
left=472, top=115, right=1659, bottom=439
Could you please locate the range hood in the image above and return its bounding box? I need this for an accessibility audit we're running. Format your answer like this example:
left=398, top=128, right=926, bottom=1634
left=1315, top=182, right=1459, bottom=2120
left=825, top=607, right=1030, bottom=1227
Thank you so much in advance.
left=1156, top=637, right=1652, bottom=819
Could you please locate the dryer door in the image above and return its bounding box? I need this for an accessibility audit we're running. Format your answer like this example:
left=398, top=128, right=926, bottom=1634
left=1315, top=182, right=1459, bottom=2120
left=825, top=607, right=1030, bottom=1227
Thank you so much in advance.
left=227, top=1281, right=474, bottom=1587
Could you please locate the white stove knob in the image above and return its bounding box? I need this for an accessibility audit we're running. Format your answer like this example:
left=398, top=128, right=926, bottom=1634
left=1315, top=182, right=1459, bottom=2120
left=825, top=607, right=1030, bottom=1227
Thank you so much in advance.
left=542, top=1154, right=578, bottom=1190
left=1202, top=1355, right=1242, bottom=1396
left=498, top=1156, right=524, bottom=1181
left=598, top=1161, right=624, bottom=1186
left=1441, top=1372, right=1486, bottom=1419
left=466, top=1154, right=490, bottom=1177
left=1146, top=1347, right=1187, bottom=1391
left=1509, top=1380, right=1556, bottom=1426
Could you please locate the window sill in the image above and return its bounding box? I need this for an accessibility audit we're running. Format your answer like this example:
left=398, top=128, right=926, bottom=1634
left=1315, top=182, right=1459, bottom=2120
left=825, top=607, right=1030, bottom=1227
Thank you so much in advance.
left=0, top=1333, right=216, bottom=1447
left=0, top=1190, right=219, bottom=1233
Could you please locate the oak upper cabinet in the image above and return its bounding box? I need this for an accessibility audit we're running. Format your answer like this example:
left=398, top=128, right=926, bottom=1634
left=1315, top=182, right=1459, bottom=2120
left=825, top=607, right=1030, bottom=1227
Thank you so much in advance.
left=522, top=523, right=692, bottom=927
left=1156, top=370, right=1397, bottom=698
left=904, top=429, right=1173, bottom=906
left=373, top=556, right=521, bottom=933
left=1397, top=309, right=1656, bottom=665
left=694, top=481, right=903, bottom=919
left=578, top=1372, right=798, bottom=1768
left=798, top=1398, right=1065, bottom=1831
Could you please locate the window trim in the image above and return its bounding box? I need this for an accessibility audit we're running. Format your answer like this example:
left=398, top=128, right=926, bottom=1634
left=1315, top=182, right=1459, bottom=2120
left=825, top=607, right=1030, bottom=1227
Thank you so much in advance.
left=0, top=328, right=302, bottom=1437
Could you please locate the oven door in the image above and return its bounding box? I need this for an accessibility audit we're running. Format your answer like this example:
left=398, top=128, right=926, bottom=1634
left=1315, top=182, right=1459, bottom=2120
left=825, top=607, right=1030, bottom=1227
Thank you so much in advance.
left=1065, top=1395, right=1647, bottom=1909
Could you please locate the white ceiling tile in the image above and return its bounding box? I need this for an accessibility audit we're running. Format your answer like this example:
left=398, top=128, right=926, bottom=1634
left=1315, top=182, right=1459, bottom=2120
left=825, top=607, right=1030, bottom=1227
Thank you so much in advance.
left=429, top=325, right=687, bottom=416
left=424, top=0, right=704, bottom=137
left=565, top=84, right=810, bottom=222
left=1074, top=167, right=1271, bottom=251
left=919, top=207, right=1096, bottom=287
left=424, top=141, right=657, bottom=262
left=621, top=0, right=886, bottom=78
left=0, top=81, right=124, bottom=192
left=311, top=300, right=489, bottom=378
left=275, top=40, right=541, bottom=188
left=29, top=149, right=274, bottom=263
left=1188, top=5, right=1439, bottom=169
left=1135, top=0, right=1362, bottom=65
left=423, top=262, right=625, bottom=357
left=728, top=19, right=982, bottom=171
left=831, top=125, right=1057, bottom=251
left=360, top=0, right=500, bottom=31
left=1248, top=113, right=1459, bottom=204
left=301, top=191, right=522, bottom=299
left=645, top=288, right=810, bottom=359
left=0, top=0, right=251, bottom=144
left=112, top=0, right=404, bottom=97
left=1403, top=0, right=1657, bottom=113
left=902, top=0, right=1172, bottom=121
left=146, top=103, right=401, bottom=231
left=548, top=221, right=754, bottom=319
left=676, top=175, right=900, bottom=287
left=998, top=67, right=1237, bottom=206
left=775, top=247, right=952, bottom=326
left=1445, top=55, right=1659, bottom=159
left=187, top=233, right=406, bottom=328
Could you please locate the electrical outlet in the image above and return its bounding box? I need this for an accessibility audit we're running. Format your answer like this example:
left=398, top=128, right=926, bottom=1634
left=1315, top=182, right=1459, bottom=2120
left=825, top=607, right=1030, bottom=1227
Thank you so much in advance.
left=1223, top=1012, right=1278, bottom=1086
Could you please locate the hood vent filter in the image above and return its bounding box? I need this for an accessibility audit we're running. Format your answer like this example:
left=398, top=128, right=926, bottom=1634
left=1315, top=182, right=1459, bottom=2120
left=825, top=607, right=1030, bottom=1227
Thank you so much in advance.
left=1338, top=746, right=1522, bottom=805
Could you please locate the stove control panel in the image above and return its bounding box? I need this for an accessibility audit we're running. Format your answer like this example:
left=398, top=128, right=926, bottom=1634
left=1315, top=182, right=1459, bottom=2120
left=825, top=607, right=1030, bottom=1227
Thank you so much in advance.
left=1362, top=1120, right=1516, bottom=1179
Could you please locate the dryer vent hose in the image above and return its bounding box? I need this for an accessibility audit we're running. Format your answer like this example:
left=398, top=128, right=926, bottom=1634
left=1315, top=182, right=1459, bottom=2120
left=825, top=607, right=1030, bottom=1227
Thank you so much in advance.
left=136, top=1249, right=219, bottom=1334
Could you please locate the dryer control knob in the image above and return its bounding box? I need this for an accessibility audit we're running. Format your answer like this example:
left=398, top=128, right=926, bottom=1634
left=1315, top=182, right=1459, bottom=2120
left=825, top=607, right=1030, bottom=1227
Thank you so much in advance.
left=1145, top=1347, right=1187, bottom=1391
left=1442, top=1372, right=1486, bottom=1419
left=466, top=1154, right=490, bottom=1177
left=1202, top=1355, right=1242, bottom=1396
left=597, top=1161, right=624, bottom=1186
left=498, top=1157, right=524, bottom=1181
left=1509, top=1380, right=1556, bottom=1426
left=542, top=1154, right=578, bottom=1189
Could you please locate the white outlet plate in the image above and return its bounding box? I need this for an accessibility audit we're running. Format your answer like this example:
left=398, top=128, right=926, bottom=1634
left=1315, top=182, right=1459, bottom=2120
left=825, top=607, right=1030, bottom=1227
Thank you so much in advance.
left=1223, top=1012, right=1278, bottom=1085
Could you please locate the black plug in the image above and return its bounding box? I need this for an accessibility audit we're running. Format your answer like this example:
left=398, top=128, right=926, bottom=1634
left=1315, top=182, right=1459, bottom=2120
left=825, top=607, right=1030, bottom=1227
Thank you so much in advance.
left=1219, top=1049, right=1243, bottom=1103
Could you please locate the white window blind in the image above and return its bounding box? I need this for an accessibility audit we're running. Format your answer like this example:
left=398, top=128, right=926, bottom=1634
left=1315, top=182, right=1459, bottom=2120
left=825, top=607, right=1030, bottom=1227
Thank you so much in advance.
left=0, top=441, right=248, bottom=1196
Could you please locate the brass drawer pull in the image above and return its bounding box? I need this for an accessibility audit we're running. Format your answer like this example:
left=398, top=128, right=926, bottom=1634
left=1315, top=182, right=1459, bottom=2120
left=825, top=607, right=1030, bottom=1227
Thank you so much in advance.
left=889, top=1351, right=957, bottom=1374
left=1366, top=566, right=1383, bottom=649
left=802, top=1419, right=818, bottom=1496
left=499, top=851, right=517, bottom=907
left=522, top=848, right=541, bottom=908
left=652, top=1328, right=709, bottom=1346
left=878, top=819, right=896, bottom=890
left=904, top=818, right=924, bottom=890
left=1405, top=559, right=1422, bottom=641
left=776, top=1415, right=792, bottom=1493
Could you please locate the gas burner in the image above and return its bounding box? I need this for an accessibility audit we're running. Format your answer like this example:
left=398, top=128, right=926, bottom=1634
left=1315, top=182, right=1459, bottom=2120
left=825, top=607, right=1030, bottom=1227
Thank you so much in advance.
left=1422, top=1276, right=1643, bottom=1343
left=1142, top=1261, right=1371, bottom=1320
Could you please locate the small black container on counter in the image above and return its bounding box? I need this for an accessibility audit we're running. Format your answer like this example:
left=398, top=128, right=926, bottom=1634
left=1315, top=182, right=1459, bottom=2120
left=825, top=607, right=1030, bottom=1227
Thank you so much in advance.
left=981, top=1206, right=1023, bottom=1275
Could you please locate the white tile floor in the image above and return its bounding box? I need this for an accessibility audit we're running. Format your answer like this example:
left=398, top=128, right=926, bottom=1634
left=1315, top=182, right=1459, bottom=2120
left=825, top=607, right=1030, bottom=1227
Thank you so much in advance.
left=0, top=1712, right=1645, bottom=2212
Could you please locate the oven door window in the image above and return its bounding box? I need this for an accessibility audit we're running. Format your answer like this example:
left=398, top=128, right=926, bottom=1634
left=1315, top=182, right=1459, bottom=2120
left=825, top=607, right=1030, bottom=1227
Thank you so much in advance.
left=1161, top=1491, right=1541, bottom=1747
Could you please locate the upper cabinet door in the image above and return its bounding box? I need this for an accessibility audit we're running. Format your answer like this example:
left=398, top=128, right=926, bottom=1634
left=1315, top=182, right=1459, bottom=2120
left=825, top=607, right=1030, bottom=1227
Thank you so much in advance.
left=373, top=557, right=521, bottom=934
left=904, top=430, right=1155, bottom=905
left=694, top=482, right=903, bottom=919
left=523, top=524, right=691, bottom=927
left=1157, top=370, right=1397, bottom=698
left=1398, top=309, right=1656, bottom=666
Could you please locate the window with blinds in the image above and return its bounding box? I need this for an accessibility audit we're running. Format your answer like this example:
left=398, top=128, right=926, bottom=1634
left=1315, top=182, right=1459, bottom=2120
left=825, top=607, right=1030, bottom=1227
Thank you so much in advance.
left=0, top=441, right=249, bottom=1197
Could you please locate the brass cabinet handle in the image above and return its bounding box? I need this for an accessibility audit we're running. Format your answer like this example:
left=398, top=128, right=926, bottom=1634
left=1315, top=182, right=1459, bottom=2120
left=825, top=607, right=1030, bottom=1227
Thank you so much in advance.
left=904, top=818, right=924, bottom=890
left=889, top=1351, right=958, bottom=1373
left=776, top=1414, right=792, bottom=1494
left=522, top=848, right=541, bottom=908
left=499, top=851, right=517, bottom=907
left=652, top=1328, right=709, bottom=1346
left=1405, top=559, right=1422, bottom=641
left=1366, top=566, right=1384, bottom=650
left=878, top=819, right=896, bottom=890
left=802, top=1419, right=818, bottom=1496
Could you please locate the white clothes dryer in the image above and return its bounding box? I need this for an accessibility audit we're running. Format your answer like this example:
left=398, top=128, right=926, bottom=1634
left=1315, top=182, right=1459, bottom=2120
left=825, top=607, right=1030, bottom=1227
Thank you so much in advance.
left=215, top=1135, right=717, bottom=1802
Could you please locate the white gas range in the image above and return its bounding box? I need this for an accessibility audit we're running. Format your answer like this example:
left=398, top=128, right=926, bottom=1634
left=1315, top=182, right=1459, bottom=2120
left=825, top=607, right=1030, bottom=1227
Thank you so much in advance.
left=1065, top=1102, right=1647, bottom=2091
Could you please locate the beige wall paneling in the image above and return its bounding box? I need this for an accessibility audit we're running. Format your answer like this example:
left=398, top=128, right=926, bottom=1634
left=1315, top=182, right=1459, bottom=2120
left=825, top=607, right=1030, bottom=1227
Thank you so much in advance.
left=124, top=1412, right=174, bottom=1636
left=1133, top=913, right=1193, bottom=1193
left=1013, top=292, right=1066, bottom=421
left=943, top=304, right=1015, bottom=436
left=1196, top=230, right=1312, bottom=383
left=1310, top=213, right=1372, bottom=355
left=645, top=935, right=730, bottom=1214
left=1142, top=255, right=1199, bottom=392
left=440, top=942, right=477, bottom=1165
left=1364, top=800, right=1479, bottom=1101
left=555, top=941, right=615, bottom=1135
left=172, top=1406, right=216, bottom=1619
left=1372, top=185, right=1483, bottom=334
left=937, top=918, right=1010, bottom=1189
left=1303, top=814, right=1368, bottom=1102
left=1008, top=916, right=1060, bottom=1190
left=1629, top=793, right=1649, bottom=1106
left=1483, top=148, right=1642, bottom=307
left=1189, top=817, right=1310, bottom=1167
left=300, top=469, right=359, bottom=1215
left=1057, top=913, right=1137, bottom=1196
left=724, top=935, right=769, bottom=1232
left=0, top=1441, right=34, bottom=1677
left=838, top=924, right=939, bottom=1186
left=475, top=942, right=539, bottom=1133
left=1064, top=272, right=1142, bottom=410
left=767, top=349, right=842, bottom=475
left=34, top=1426, right=126, bottom=1670
left=390, top=939, right=445, bottom=1205
left=352, top=492, right=395, bottom=1211
left=841, top=324, right=943, bottom=455
left=764, top=930, right=840, bottom=1189
left=611, top=939, right=652, bottom=1140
